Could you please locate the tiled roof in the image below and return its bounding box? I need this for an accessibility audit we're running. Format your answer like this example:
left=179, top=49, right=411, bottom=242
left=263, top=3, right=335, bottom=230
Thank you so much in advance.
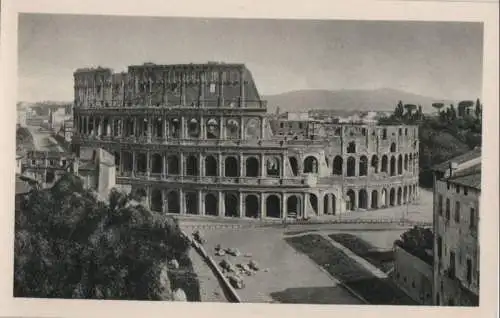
left=446, top=163, right=482, bottom=190
left=15, top=174, right=32, bottom=195
left=432, top=147, right=481, bottom=173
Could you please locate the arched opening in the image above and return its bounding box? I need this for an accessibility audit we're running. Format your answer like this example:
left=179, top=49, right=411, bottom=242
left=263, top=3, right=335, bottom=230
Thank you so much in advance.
left=185, top=155, right=198, bottom=176
left=333, top=156, right=343, bottom=175
left=205, top=193, right=218, bottom=216
left=155, top=118, right=163, bottom=138
left=397, top=188, right=402, bottom=205
left=102, top=118, right=110, bottom=136
left=398, top=155, right=403, bottom=175
left=224, top=192, right=239, bottom=217
left=323, top=193, right=336, bottom=215
left=390, top=142, right=396, bottom=153
left=245, top=195, right=259, bottom=218
left=167, top=191, right=180, bottom=214
left=151, top=153, right=162, bottom=174
left=303, top=156, right=318, bottom=173
left=187, top=118, right=200, bottom=138
left=266, top=195, right=281, bottom=218
left=358, top=189, right=368, bottom=210
left=170, top=118, right=180, bottom=138
left=381, top=155, right=388, bottom=173
left=167, top=155, right=179, bottom=175
left=404, top=154, right=409, bottom=171
left=122, top=152, right=133, bottom=172
left=309, top=194, right=318, bottom=214
left=245, top=118, right=260, bottom=140
left=206, top=118, right=219, bottom=139
left=287, top=196, right=301, bottom=218
left=266, top=157, right=280, bottom=177
left=185, top=192, right=198, bottom=215
left=151, top=188, right=163, bottom=212
left=371, top=155, right=379, bottom=173
left=245, top=157, right=259, bottom=177
left=45, top=171, right=55, bottom=184
left=347, top=156, right=356, bottom=177
left=224, top=156, right=239, bottom=177
left=390, top=156, right=396, bottom=176
left=403, top=186, right=408, bottom=204
left=226, top=119, right=240, bottom=139
left=359, top=156, right=368, bottom=176
left=114, top=151, right=121, bottom=170
left=347, top=141, right=356, bottom=153
left=347, top=189, right=356, bottom=211
left=205, top=156, right=218, bottom=176
left=137, top=153, right=147, bottom=173
left=289, top=157, right=299, bottom=176
left=371, top=190, right=378, bottom=209
left=389, top=188, right=396, bottom=206
left=381, top=189, right=388, bottom=207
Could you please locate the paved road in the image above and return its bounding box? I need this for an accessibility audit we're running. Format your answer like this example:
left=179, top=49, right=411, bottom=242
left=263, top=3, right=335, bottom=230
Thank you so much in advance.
left=26, top=125, right=65, bottom=152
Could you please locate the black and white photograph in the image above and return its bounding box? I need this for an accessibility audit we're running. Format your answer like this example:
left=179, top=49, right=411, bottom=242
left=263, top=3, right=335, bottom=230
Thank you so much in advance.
left=3, top=1, right=498, bottom=316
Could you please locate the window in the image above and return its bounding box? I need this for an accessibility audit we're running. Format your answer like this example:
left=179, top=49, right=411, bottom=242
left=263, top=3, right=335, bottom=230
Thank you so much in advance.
left=470, top=208, right=476, bottom=230
left=447, top=182, right=450, bottom=190
left=437, top=236, right=442, bottom=259
left=405, top=128, right=408, bottom=136
left=455, top=201, right=461, bottom=223
left=362, top=128, right=367, bottom=136
left=445, top=198, right=450, bottom=220
left=438, top=195, right=443, bottom=215
left=464, top=187, right=468, bottom=195
left=209, top=83, right=216, bottom=93
left=466, top=259, right=472, bottom=284
left=456, top=185, right=460, bottom=194
left=299, top=123, right=303, bottom=129
left=31, top=160, right=36, bottom=166
left=449, top=251, right=456, bottom=278
left=382, top=128, right=387, bottom=140
left=399, top=128, right=402, bottom=136
left=280, top=122, right=284, bottom=128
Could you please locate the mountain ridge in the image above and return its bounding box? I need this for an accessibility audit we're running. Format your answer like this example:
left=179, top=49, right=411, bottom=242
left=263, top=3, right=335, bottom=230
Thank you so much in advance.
left=262, top=88, right=453, bottom=114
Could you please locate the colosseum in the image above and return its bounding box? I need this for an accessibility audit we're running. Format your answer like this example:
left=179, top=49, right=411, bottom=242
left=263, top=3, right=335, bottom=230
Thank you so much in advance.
left=71, top=62, right=420, bottom=220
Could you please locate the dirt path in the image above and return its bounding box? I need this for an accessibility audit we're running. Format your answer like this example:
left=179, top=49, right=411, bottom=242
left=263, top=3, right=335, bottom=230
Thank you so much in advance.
left=188, top=248, right=228, bottom=303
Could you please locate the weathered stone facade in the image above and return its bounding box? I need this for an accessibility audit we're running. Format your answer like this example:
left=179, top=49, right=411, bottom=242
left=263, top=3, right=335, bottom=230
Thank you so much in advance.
left=71, top=62, right=419, bottom=220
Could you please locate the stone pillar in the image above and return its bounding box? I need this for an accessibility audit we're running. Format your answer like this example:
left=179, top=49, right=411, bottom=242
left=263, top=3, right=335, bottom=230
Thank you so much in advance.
left=353, top=190, right=358, bottom=211
left=218, top=191, right=225, bottom=217
left=199, top=154, right=204, bottom=177
left=327, top=194, right=333, bottom=215
left=239, top=116, right=245, bottom=140
left=147, top=116, right=152, bottom=142
left=198, top=190, right=204, bottom=216
left=219, top=116, right=225, bottom=140
left=162, top=154, right=167, bottom=178
left=239, top=192, right=244, bottom=218
left=200, top=115, right=206, bottom=139
left=118, top=150, right=123, bottom=175
left=146, top=151, right=151, bottom=177
left=179, top=189, right=185, bottom=215
left=162, top=189, right=168, bottom=213
left=367, top=190, right=372, bottom=210
left=260, top=193, right=265, bottom=219
left=179, top=152, right=185, bottom=177
left=240, top=71, right=245, bottom=108
left=260, top=154, right=266, bottom=178
left=260, top=117, right=265, bottom=139
left=218, top=153, right=224, bottom=177
left=132, top=152, right=136, bottom=177
left=239, top=154, right=244, bottom=178
left=181, top=117, right=186, bottom=139
left=133, top=117, right=138, bottom=137
left=281, top=193, right=286, bottom=219
left=162, top=116, right=168, bottom=139
left=302, top=193, right=308, bottom=219
left=281, top=154, right=286, bottom=178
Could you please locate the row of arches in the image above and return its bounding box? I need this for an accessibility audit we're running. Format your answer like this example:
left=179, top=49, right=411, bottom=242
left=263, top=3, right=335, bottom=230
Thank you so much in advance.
left=344, top=184, right=418, bottom=211
left=142, top=189, right=304, bottom=219
left=77, top=115, right=262, bottom=140
left=329, top=153, right=417, bottom=177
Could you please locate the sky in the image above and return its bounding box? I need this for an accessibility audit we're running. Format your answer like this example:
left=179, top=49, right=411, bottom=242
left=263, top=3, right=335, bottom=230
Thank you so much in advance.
left=18, top=14, right=484, bottom=102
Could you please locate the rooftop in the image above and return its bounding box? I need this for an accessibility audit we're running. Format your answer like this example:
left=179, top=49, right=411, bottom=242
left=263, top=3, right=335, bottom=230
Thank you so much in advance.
left=432, top=147, right=481, bottom=173
left=446, top=163, right=482, bottom=190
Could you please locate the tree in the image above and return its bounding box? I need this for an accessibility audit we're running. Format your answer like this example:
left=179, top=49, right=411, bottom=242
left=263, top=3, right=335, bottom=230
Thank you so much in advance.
left=394, top=226, right=434, bottom=265
left=15, top=173, right=192, bottom=300
left=404, top=104, right=417, bottom=117
left=395, top=101, right=405, bottom=118
left=474, top=98, right=482, bottom=118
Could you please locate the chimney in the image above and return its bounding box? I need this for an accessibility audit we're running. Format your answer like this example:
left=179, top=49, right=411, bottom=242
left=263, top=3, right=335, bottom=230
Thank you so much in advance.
left=449, top=161, right=458, bottom=176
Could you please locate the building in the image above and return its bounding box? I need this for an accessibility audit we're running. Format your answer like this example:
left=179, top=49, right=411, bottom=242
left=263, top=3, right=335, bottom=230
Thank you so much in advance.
left=71, top=62, right=419, bottom=219
left=22, top=150, right=73, bottom=187
left=392, top=240, right=433, bottom=305
left=432, top=148, right=481, bottom=306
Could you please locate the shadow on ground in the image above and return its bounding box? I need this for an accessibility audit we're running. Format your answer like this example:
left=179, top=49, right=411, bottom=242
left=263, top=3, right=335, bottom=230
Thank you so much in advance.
left=270, top=286, right=364, bottom=304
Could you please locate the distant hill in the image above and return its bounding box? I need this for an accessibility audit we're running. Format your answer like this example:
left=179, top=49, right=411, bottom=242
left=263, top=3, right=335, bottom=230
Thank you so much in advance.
left=263, top=88, right=452, bottom=114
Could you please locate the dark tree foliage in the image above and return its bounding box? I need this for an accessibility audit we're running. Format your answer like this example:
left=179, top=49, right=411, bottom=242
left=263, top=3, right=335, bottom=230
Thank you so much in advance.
left=378, top=99, right=482, bottom=188
left=394, top=226, right=433, bottom=265
left=14, top=173, right=191, bottom=300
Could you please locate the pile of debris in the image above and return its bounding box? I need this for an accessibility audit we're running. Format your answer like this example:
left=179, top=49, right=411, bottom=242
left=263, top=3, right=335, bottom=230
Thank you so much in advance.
left=214, top=244, right=263, bottom=290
